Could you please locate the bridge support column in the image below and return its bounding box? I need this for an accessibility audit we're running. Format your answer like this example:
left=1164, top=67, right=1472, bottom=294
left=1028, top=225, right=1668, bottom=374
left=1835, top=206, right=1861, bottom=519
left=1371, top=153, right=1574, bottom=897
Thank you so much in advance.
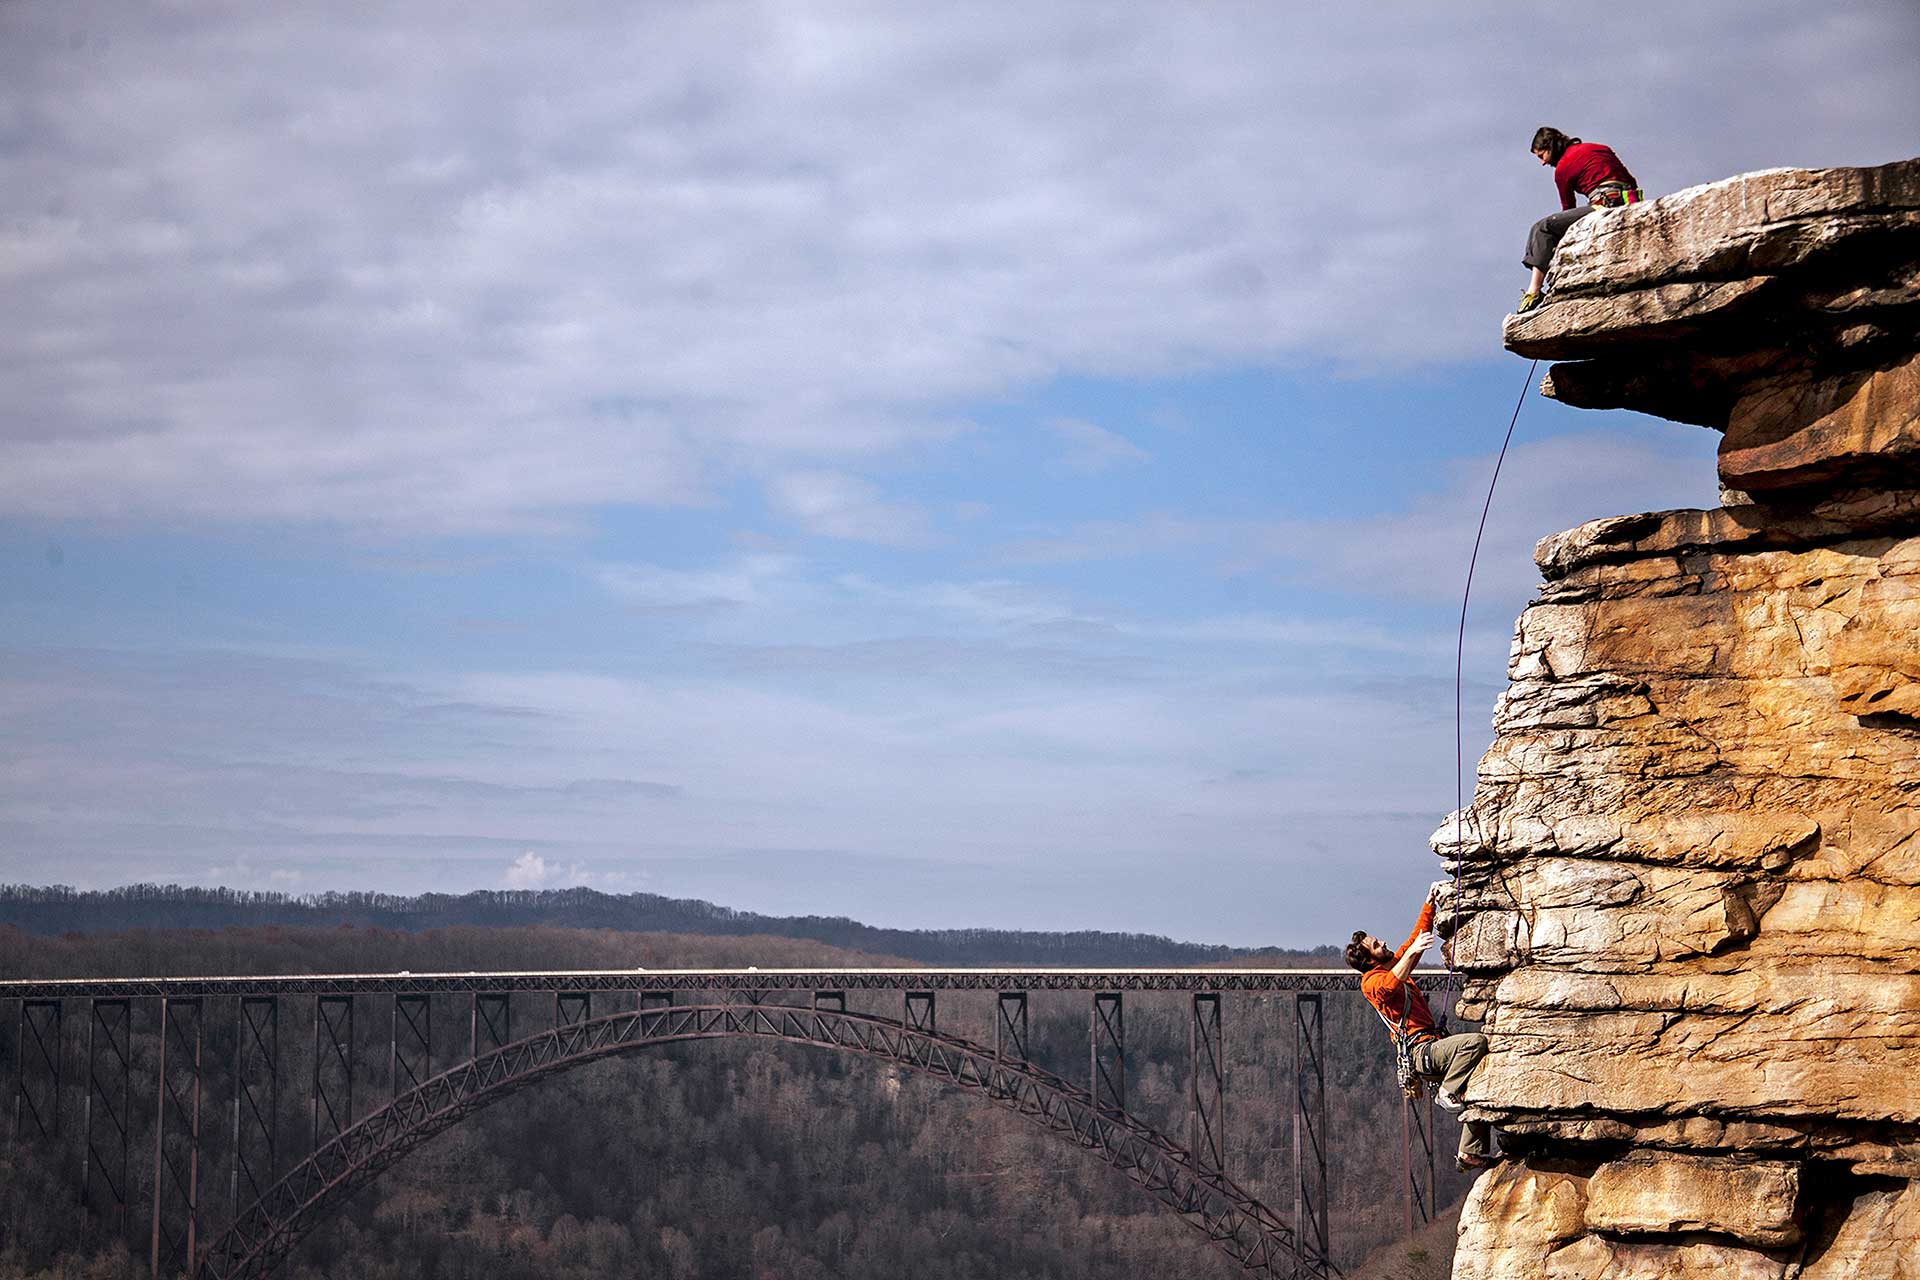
left=85, top=998, right=132, bottom=1236
left=149, top=997, right=203, bottom=1280
left=811, top=991, right=844, bottom=1039
left=1293, top=993, right=1330, bottom=1274
left=904, top=991, right=935, bottom=1034
left=555, top=992, right=591, bottom=1029
left=470, top=993, right=511, bottom=1061
left=1091, top=992, right=1124, bottom=1117
left=1403, top=1092, right=1436, bottom=1235
left=391, top=994, right=430, bottom=1098
left=1189, top=993, right=1224, bottom=1175
left=230, top=997, right=277, bottom=1230
left=14, top=998, right=62, bottom=1144
left=995, top=992, right=1028, bottom=1062
left=311, top=996, right=353, bottom=1151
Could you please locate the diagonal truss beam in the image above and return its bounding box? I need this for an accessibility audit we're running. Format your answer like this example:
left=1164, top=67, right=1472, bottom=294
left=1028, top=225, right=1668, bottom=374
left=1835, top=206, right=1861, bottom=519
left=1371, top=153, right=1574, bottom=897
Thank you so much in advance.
left=85, top=999, right=133, bottom=1234
left=150, top=997, right=204, bottom=1280
left=14, top=998, right=63, bottom=1144
left=1190, top=993, right=1224, bottom=1175
left=1294, top=994, right=1331, bottom=1272
left=232, top=998, right=279, bottom=1227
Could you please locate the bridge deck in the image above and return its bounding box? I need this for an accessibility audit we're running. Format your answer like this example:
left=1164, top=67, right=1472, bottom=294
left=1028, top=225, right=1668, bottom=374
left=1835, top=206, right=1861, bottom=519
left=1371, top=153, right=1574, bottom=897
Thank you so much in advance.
left=0, top=966, right=1375, bottom=999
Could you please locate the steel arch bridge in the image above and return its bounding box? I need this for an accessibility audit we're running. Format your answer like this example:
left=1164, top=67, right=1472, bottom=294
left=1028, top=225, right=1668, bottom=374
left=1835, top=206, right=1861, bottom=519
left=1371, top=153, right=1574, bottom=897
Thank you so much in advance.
left=4, top=969, right=1459, bottom=1278
left=200, top=1002, right=1325, bottom=1280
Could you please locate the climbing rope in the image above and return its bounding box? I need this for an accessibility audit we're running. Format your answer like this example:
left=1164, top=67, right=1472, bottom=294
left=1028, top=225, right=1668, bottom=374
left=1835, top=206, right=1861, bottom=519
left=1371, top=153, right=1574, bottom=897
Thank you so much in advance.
left=1443, top=357, right=1541, bottom=1012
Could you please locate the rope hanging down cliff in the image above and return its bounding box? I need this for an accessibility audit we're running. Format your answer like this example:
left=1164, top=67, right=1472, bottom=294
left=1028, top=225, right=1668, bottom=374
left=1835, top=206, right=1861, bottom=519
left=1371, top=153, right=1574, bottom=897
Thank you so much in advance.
left=1442, top=356, right=1541, bottom=1007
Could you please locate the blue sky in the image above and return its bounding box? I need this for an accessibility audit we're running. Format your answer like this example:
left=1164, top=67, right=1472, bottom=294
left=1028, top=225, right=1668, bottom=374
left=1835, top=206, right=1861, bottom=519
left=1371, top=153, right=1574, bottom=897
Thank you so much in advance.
left=2, top=3, right=1916, bottom=944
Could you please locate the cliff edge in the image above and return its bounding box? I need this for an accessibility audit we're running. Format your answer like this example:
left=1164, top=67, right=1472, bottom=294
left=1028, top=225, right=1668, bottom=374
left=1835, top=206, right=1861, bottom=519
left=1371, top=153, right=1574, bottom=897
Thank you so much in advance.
left=1446, top=156, right=1920, bottom=1278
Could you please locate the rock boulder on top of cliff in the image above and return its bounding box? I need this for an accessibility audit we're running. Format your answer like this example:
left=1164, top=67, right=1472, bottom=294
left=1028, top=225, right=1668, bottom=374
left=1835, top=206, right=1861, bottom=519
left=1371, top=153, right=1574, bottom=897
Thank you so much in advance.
left=1502, top=156, right=1920, bottom=497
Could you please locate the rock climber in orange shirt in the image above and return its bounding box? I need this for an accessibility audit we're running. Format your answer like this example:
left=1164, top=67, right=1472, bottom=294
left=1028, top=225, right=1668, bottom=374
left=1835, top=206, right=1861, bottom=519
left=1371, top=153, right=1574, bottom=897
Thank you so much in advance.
left=1346, top=886, right=1497, bottom=1169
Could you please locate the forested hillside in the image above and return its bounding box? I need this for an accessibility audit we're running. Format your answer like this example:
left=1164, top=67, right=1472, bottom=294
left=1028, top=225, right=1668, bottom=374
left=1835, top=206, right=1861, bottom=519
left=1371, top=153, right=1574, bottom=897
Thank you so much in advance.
left=0, top=926, right=1468, bottom=1278
left=0, top=884, right=1321, bottom=967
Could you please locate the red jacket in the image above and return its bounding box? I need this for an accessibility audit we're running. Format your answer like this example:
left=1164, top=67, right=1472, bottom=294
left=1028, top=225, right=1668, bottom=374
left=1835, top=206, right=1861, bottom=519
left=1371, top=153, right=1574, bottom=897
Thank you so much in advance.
left=1361, top=900, right=1438, bottom=1040
left=1554, top=142, right=1637, bottom=210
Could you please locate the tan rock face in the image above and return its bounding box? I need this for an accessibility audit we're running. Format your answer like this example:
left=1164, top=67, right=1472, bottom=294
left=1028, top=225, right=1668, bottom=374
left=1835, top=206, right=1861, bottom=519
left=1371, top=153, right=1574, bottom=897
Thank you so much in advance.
left=1452, top=1161, right=1588, bottom=1280
left=1456, top=157, right=1920, bottom=1279
left=1830, top=537, right=1920, bottom=720
left=1585, top=1153, right=1800, bottom=1246
left=1540, top=1236, right=1797, bottom=1280
left=1798, top=1178, right=1920, bottom=1279
left=1540, top=161, right=1920, bottom=299
left=1452, top=1158, right=1811, bottom=1280
left=1721, top=352, right=1920, bottom=492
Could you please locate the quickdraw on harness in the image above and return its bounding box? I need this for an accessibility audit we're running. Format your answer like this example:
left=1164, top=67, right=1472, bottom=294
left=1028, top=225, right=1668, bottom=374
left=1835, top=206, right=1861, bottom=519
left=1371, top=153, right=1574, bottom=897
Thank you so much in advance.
left=1371, top=979, right=1444, bottom=1102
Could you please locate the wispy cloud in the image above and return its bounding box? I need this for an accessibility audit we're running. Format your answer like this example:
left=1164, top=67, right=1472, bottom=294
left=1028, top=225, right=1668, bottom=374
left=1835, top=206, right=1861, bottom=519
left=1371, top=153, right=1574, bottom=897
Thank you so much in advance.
left=999, top=514, right=1211, bottom=566
left=769, top=471, right=933, bottom=545
left=593, top=554, right=798, bottom=609
left=1, top=4, right=1912, bottom=947
left=835, top=575, right=1074, bottom=629
left=2, top=4, right=1909, bottom=534
left=1045, top=417, right=1150, bottom=472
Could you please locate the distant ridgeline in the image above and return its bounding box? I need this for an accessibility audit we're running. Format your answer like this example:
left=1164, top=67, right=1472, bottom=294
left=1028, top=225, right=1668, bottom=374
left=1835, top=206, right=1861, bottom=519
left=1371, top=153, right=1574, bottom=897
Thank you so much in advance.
left=0, top=883, right=1322, bottom=967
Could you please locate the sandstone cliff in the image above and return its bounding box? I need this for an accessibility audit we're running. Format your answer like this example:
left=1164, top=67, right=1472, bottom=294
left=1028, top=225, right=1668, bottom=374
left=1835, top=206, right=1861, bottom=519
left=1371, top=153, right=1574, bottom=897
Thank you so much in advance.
left=1443, top=156, right=1920, bottom=1278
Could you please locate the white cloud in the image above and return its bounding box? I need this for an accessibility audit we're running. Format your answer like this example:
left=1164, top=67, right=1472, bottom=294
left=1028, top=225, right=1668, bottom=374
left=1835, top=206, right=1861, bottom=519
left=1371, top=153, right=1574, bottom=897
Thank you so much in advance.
left=593, top=554, right=798, bottom=609
left=502, top=850, right=592, bottom=889
left=1045, top=417, right=1149, bottom=472
left=836, top=575, right=1073, bottom=629
left=1, top=4, right=1911, bottom=533
left=769, top=471, right=932, bottom=544
left=199, top=858, right=307, bottom=891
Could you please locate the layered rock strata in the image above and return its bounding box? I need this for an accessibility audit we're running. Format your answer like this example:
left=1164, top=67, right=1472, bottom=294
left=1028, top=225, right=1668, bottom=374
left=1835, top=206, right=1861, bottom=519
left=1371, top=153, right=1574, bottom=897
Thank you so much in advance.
left=1446, top=156, right=1920, bottom=1278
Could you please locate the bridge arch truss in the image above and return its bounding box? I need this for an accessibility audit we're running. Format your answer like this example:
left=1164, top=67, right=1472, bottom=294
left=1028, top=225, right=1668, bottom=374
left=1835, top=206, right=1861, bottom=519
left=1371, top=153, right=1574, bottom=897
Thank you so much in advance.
left=2, top=971, right=1387, bottom=1277
left=202, top=1001, right=1329, bottom=1279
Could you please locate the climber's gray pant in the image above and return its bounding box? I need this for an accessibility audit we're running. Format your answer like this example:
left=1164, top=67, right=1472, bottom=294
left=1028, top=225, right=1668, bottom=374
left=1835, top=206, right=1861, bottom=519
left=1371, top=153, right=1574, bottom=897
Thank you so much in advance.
left=1415, top=1032, right=1493, bottom=1160
left=1524, top=206, right=1595, bottom=271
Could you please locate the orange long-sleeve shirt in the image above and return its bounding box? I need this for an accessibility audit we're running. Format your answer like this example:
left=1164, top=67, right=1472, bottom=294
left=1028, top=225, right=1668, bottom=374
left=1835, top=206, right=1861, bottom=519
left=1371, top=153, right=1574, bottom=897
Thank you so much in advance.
left=1361, top=900, right=1438, bottom=1040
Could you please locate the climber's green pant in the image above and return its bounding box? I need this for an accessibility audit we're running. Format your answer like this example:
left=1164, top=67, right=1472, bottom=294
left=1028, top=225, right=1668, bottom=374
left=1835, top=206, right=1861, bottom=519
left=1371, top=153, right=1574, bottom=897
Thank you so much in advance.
left=1415, top=1032, right=1493, bottom=1160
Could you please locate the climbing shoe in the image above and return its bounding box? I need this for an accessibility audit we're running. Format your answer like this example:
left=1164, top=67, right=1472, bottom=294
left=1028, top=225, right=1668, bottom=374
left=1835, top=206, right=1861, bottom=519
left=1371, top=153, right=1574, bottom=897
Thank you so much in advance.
left=1514, top=290, right=1543, bottom=314
left=1457, top=1153, right=1498, bottom=1171
left=1434, top=1088, right=1464, bottom=1112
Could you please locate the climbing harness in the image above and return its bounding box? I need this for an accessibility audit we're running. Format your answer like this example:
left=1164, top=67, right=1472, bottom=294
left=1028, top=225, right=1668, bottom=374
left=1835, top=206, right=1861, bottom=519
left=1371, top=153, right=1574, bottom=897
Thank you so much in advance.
left=1377, top=1005, right=1425, bottom=1100
left=1371, top=981, right=1440, bottom=1101
left=1587, top=180, right=1643, bottom=209
left=1441, top=356, right=1542, bottom=1013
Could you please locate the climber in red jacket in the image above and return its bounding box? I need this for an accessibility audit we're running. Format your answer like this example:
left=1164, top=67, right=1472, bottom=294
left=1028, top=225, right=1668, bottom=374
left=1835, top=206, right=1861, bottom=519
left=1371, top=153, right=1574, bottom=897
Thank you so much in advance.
left=1347, top=886, right=1497, bottom=1169
left=1516, top=126, right=1642, bottom=314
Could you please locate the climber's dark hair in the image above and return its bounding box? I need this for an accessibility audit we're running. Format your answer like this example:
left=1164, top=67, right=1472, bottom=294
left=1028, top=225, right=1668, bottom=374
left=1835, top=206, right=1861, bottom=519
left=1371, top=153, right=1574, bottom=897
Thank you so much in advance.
left=1345, top=930, right=1375, bottom=973
left=1531, top=127, right=1579, bottom=163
